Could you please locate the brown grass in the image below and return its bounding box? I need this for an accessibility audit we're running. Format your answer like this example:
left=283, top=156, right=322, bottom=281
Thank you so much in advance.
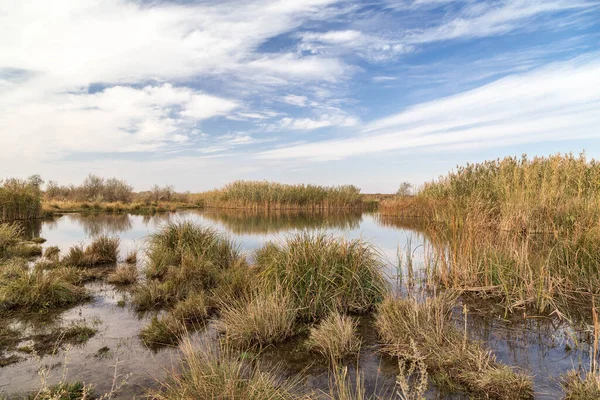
left=375, top=294, right=533, bottom=399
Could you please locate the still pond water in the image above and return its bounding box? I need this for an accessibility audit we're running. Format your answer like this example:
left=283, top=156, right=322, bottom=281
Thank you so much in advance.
left=0, top=210, right=593, bottom=399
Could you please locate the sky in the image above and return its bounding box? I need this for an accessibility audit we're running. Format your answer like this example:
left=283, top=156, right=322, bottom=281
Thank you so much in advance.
left=1, top=0, right=599, bottom=193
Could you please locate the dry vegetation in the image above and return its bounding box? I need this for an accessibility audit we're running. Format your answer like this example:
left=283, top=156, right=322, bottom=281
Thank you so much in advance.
left=375, top=294, right=533, bottom=399
left=380, top=153, right=600, bottom=313
left=307, top=312, right=361, bottom=362
left=198, top=180, right=365, bottom=210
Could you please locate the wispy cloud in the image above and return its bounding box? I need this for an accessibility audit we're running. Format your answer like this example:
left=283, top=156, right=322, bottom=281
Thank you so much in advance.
left=259, top=55, right=600, bottom=160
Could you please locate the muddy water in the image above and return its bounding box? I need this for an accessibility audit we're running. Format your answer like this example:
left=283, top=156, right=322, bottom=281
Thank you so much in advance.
left=0, top=210, right=594, bottom=399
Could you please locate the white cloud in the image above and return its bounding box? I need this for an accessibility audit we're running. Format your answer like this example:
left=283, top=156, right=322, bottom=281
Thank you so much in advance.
left=282, top=95, right=309, bottom=107
left=406, top=0, right=600, bottom=44
left=258, top=55, right=600, bottom=160
left=372, top=76, right=398, bottom=82
left=278, top=113, right=359, bottom=130
left=0, top=0, right=350, bottom=163
left=298, top=30, right=411, bottom=62
left=0, top=83, right=238, bottom=157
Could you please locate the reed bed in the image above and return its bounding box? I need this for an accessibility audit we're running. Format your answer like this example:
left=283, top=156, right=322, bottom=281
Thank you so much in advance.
left=255, top=232, right=387, bottom=321
left=375, top=294, right=533, bottom=399
left=379, top=153, right=600, bottom=313
left=381, top=153, right=600, bottom=234
left=199, top=180, right=364, bottom=210
left=0, top=178, right=42, bottom=222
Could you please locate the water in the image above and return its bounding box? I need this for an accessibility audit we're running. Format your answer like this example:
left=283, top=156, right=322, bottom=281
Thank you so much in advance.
left=0, top=210, right=594, bottom=399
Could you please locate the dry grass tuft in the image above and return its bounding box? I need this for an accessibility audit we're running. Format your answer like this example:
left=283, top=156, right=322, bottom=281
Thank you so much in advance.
left=255, top=232, right=387, bottom=321
left=216, top=291, right=297, bottom=349
left=107, top=264, right=138, bottom=285
left=147, top=338, right=300, bottom=400
left=307, top=312, right=361, bottom=362
left=561, top=371, right=600, bottom=400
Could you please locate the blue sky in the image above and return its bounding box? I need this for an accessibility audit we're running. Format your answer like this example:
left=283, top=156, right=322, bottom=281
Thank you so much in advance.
left=1, top=0, right=599, bottom=192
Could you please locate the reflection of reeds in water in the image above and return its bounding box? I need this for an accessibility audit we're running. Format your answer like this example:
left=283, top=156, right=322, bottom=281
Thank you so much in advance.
left=202, top=209, right=363, bottom=235
left=69, top=214, right=133, bottom=236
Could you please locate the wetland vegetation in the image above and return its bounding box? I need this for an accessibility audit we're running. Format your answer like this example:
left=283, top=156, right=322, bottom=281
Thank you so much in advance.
left=2, top=153, right=600, bottom=399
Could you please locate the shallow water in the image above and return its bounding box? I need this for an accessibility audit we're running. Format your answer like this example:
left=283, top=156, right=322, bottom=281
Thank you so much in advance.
left=0, top=210, right=594, bottom=399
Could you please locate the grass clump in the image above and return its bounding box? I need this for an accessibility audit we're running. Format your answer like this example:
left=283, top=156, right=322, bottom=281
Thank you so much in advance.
left=140, top=292, right=212, bottom=349
left=44, top=246, right=61, bottom=260
left=307, top=312, right=361, bottom=362
left=26, top=381, right=93, bottom=400
left=0, top=261, right=89, bottom=311
left=140, top=315, right=186, bottom=349
left=62, top=235, right=119, bottom=267
left=147, top=338, right=299, bottom=400
left=562, top=371, right=600, bottom=399
left=145, top=221, right=239, bottom=278
left=255, top=232, right=387, bottom=321
left=133, top=222, right=244, bottom=311
left=375, top=294, right=533, bottom=399
left=124, top=250, right=137, bottom=264
left=0, top=223, right=24, bottom=257
left=216, top=291, right=297, bottom=349
left=8, top=243, right=43, bottom=258
left=107, top=264, right=138, bottom=284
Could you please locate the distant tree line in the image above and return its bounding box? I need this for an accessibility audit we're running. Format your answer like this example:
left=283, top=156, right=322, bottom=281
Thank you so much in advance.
left=45, top=174, right=190, bottom=203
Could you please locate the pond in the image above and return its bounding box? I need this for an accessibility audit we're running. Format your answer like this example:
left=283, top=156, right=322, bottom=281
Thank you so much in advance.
left=0, top=210, right=594, bottom=399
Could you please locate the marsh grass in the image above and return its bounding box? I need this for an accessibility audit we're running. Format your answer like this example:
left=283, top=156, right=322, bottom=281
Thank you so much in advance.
left=134, top=222, right=245, bottom=313
left=107, top=264, right=138, bottom=285
left=140, top=292, right=212, bottom=349
left=562, top=371, right=600, bottom=399
left=25, top=381, right=94, bottom=400
left=124, top=250, right=137, bottom=265
left=307, top=312, right=361, bottom=362
left=255, top=232, right=387, bottom=321
left=44, top=246, right=61, bottom=260
left=216, top=291, right=297, bottom=349
left=147, top=338, right=301, bottom=400
left=0, top=261, right=90, bottom=311
left=0, top=178, right=42, bottom=222
left=62, top=235, right=119, bottom=267
left=375, top=294, right=533, bottom=399
left=0, top=223, right=24, bottom=257
left=199, top=180, right=364, bottom=210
